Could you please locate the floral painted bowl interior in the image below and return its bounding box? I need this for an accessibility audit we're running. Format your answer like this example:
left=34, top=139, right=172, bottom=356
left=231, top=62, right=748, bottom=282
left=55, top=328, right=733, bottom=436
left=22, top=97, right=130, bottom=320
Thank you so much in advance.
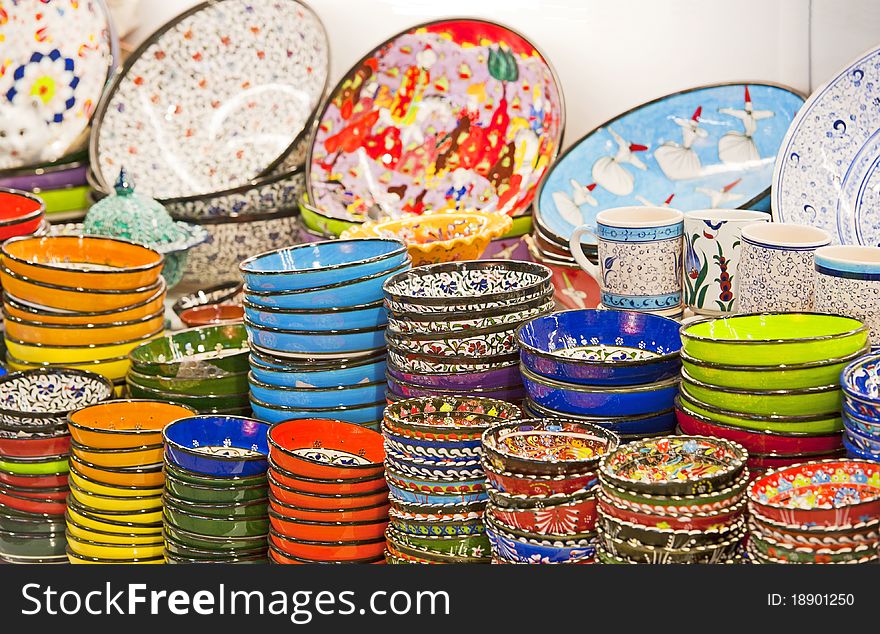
left=268, top=419, right=385, bottom=469
left=0, top=368, right=113, bottom=418
left=483, top=420, right=618, bottom=465
left=748, top=460, right=880, bottom=511
left=841, top=352, right=880, bottom=403
left=307, top=18, right=563, bottom=222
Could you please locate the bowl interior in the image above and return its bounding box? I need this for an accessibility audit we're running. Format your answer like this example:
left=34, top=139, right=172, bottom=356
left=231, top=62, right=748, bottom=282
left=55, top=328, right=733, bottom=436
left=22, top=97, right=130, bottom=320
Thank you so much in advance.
left=242, top=239, right=404, bottom=274
left=384, top=261, right=550, bottom=302
left=269, top=419, right=384, bottom=468
left=483, top=420, right=618, bottom=464
left=748, top=460, right=880, bottom=509
left=682, top=313, right=865, bottom=344
left=129, top=323, right=248, bottom=366
left=0, top=369, right=113, bottom=415
left=3, top=236, right=161, bottom=272
left=69, top=401, right=196, bottom=433
left=164, top=416, right=270, bottom=458
left=602, top=436, right=744, bottom=485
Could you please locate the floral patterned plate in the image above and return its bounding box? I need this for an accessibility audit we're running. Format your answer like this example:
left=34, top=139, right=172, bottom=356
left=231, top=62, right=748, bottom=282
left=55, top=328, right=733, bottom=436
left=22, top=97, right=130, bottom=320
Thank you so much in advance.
left=306, top=18, right=563, bottom=222
left=91, top=0, right=328, bottom=198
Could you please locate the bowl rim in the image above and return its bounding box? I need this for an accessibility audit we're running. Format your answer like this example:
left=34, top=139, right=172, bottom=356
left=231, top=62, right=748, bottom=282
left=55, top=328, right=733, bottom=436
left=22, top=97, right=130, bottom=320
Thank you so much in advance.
left=248, top=372, right=385, bottom=395
left=0, top=367, right=115, bottom=418
left=749, top=504, right=880, bottom=534
left=5, top=326, right=164, bottom=350
left=680, top=367, right=840, bottom=396
left=269, top=527, right=386, bottom=547
left=681, top=346, right=868, bottom=372
left=64, top=546, right=165, bottom=564
left=270, top=496, right=390, bottom=515
left=243, top=297, right=385, bottom=317
left=250, top=347, right=385, bottom=373
left=67, top=463, right=164, bottom=493
left=162, top=415, right=271, bottom=463
left=69, top=437, right=164, bottom=454
left=2, top=306, right=165, bottom=331
left=4, top=280, right=167, bottom=319
left=521, top=364, right=679, bottom=394
left=383, top=462, right=485, bottom=487
left=674, top=397, right=843, bottom=439
left=388, top=292, right=554, bottom=325
left=251, top=395, right=385, bottom=413
left=1, top=234, right=164, bottom=276
left=485, top=512, right=599, bottom=545
left=67, top=399, right=199, bottom=436
left=0, top=188, right=46, bottom=226
left=678, top=389, right=842, bottom=424
left=65, top=494, right=162, bottom=518
left=240, top=237, right=407, bottom=277
left=267, top=456, right=383, bottom=485
left=67, top=478, right=163, bottom=503
left=243, top=316, right=387, bottom=337
left=746, top=458, right=880, bottom=511
left=267, top=506, right=388, bottom=528
left=68, top=452, right=162, bottom=475
left=160, top=163, right=305, bottom=205
left=266, top=421, right=384, bottom=472
left=171, top=281, right=243, bottom=315
left=679, top=311, right=868, bottom=345
left=245, top=258, right=411, bottom=299
left=268, top=471, right=388, bottom=500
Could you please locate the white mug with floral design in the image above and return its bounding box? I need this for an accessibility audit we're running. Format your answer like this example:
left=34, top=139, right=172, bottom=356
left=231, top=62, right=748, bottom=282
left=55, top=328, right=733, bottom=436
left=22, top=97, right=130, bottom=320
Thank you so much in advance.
left=683, top=209, right=769, bottom=315
left=569, top=206, right=684, bottom=315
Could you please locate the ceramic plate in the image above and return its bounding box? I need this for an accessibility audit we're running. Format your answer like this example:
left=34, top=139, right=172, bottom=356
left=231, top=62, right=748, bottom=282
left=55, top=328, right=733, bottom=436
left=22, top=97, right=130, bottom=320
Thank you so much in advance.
left=0, top=0, right=116, bottom=169
left=773, top=44, right=880, bottom=245
left=91, top=0, right=329, bottom=198
left=306, top=18, right=564, bottom=222
left=537, top=83, right=804, bottom=246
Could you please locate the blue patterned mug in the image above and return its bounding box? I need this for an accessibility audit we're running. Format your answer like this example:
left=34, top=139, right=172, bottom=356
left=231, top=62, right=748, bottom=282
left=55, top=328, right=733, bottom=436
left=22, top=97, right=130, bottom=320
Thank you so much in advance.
left=569, top=206, right=684, bottom=314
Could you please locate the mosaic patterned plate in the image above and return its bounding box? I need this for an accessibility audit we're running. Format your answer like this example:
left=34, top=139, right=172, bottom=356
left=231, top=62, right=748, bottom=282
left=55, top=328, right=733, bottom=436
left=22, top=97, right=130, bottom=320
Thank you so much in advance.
left=0, top=0, right=117, bottom=169
left=91, top=0, right=329, bottom=198
left=536, top=82, right=804, bottom=246
left=773, top=44, right=880, bottom=245
left=306, top=18, right=564, bottom=222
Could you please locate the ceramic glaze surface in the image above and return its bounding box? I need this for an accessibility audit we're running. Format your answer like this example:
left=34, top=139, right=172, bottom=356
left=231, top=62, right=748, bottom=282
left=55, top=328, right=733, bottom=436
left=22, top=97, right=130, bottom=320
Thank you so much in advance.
left=538, top=83, right=804, bottom=245
left=842, top=353, right=880, bottom=401
left=603, top=437, right=742, bottom=484
left=93, top=0, right=328, bottom=198
left=288, top=447, right=371, bottom=466
left=749, top=461, right=880, bottom=510
left=0, top=370, right=112, bottom=421
left=736, top=238, right=824, bottom=313
left=816, top=272, right=880, bottom=345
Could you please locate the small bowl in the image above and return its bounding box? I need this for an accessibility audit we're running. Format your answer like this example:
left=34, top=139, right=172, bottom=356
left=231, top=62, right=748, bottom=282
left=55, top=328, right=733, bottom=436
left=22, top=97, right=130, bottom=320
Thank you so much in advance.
left=0, top=454, right=69, bottom=475
left=384, top=395, right=521, bottom=438
left=68, top=480, right=162, bottom=513
left=484, top=516, right=598, bottom=564
left=243, top=299, right=387, bottom=332
left=249, top=349, right=386, bottom=389
left=126, top=366, right=249, bottom=397
left=250, top=396, right=384, bottom=426
left=164, top=472, right=268, bottom=505
left=128, top=324, right=249, bottom=379
left=244, top=319, right=386, bottom=358
left=0, top=485, right=67, bottom=514
left=268, top=461, right=384, bottom=496
left=163, top=493, right=267, bottom=519
left=68, top=400, right=198, bottom=449
left=68, top=453, right=163, bottom=488
left=270, top=497, right=390, bottom=524
left=179, top=304, right=243, bottom=328
left=269, top=529, right=386, bottom=562
left=0, top=368, right=114, bottom=429
left=2, top=309, right=165, bottom=347
left=269, top=473, right=388, bottom=510
left=65, top=531, right=164, bottom=560
left=65, top=514, right=161, bottom=545
left=67, top=466, right=162, bottom=499
left=66, top=495, right=163, bottom=527
left=0, top=529, right=67, bottom=558
left=172, top=281, right=243, bottom=316
left=70, top=439, right=164, bottom=468
left=4, top=286, right=166, bottom=325
left=598, top=507, right=745, bottom=550
left=269, top=508, right=387, bottom=542
left=0, top=189, right=44, bottom=240
left=163, top=415, right=270, bottom=477
left=162, top=504, right=269, bottom=539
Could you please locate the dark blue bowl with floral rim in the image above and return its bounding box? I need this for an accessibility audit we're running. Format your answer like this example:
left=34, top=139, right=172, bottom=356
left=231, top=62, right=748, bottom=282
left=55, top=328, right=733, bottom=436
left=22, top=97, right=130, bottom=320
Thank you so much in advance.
left=163, top=415, right=270, bottom=477
left=485, top=516, right=598, bottom=563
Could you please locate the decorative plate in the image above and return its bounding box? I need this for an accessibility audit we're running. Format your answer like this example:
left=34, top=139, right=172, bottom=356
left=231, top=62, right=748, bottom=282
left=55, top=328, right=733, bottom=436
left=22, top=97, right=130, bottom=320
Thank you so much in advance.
left=0, top=0, right=117, bottom=169
left=91, top=0, right=329, bottom=198
left=773, top=44, right=880, bottom=245
left=306, top=18, right=564, bottom=222
left=536, top=82, right=804, bottom=245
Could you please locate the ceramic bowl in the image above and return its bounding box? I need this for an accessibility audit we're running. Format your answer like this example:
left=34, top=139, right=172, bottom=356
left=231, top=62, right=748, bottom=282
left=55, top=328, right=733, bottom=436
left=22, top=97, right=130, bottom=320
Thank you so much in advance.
left=162, top=503, right=269, bottom=539
left=0, top=484, right=67, bottom=515
left=68, top=479, right=162, bottom=513
left=388, top=295, right=556, bottom=336
left=65, top=529, right=164, bottom=560
left=748, top=531, right=875, bottom=564
left=268, top=461, right=383, bottom=496
left=66, top=548, right=165, bottom=564
left=163, top=491, right=268, bottom=519
left=125, top=381, right=250, bottom=413
left=172, top=282, right=243, bottom=317
left=162, top=460, right=266, bottom=487
left=384, top=396, right=521, bottom=438
left=2, top=284, right=165, bottom=326
left=0, top=368, right=114, bottom=429
left=162, top=531, right=267, bottom=561
left=64, top=514, right=161, bottom=546
left=384, top=525, right=490, bottom=559
left=268, top=419, right=384, bottom=480
left=385, top=477, right=485, bottom=506
left=268, top=506, right=387, bottom=542
left=0, top=508, right=66, bottom=534
left=842, top=406, right=880, bottom=438
left=163, top=523, right=267, bottom=553
left=599, top=527, right=744, bottom=564
left=249, top=350, right=386, bottom=389
left=5, top=353, right=132, bottom=384
left=385, top=359, right=521, bottom=392
left=0, top=189, right=45, bottom=241
left=0, top=453, right=69, bottom=475
left=385, top=320, right=526, bottom=359
left=3, top=309, right=165, bottom=348
left=385, top=375, right=527, bottom=404
left=386, top=345, right=520, bottom=376
left=68, top=400, right=198, bottom=449
left=69, top=439, right=164, bottom=469
left=270, top=497, right=390, bottom=524
left=522, top=399, right=676, bottom=436
left=382, top=424, right=482, bottom=457
left=481, top=460, right=597, bottom=497
left=4, top=327, right=162, bottom=364
left=68, top=453, right=162, bottom=488
left=598, top=508, right=745, bottom=550
left=130, top=324, right=250, bottom=380
left=518, top=309, right=682, bottom=386
left=597, top=493, right=747, bottom=533
left=164, top=475, right=267, bottom=507
left=127, top=366, right=249, bottom=397
left=243, top=299, right=387, bottom=332
left=66, top=465, right=161, bottom=499
left=269, top=530, right=386, bottom=562
left=163, top=415, right=270, bottom=477
left=244, top=319, right=386, bottom=358
left=0, top=467, right=67, bottom=488
left=485, top=516, right=598, bottom=564
left=389, top=512, right=484, bottom=538
left=179, top=304, right=244, bottom=328
left=66, top=494, right=162, bottom=526
left=680, top=313, right=869, bottom=366
left=0, top=529, right=67, bottom=559
left=841, top=352, right=880, bottom=413
left=843, top=424, right=880, bottom=457
left=250, top=396, right=383, bottom=427
left=488, top=491, right=598, bottom=538
left=269, top=474, right=388, bottom=511
left=248, top=374, right=385, bottom=410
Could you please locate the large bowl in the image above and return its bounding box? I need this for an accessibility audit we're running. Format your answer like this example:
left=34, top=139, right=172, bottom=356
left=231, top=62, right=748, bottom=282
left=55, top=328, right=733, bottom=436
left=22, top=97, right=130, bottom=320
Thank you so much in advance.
left=4, top=353, right=131, bottom=384
left=124, top=381, right=250, bottom=413
left=163, top=415, right=270, bottom=477
left=522, top=399, right=676, bottom=436
left=3, top=284, right=166, bottom=326
left=244, top=319, right=386, bottom=358
left=127, top=367, right=249, bottom=397
left=0, top=189, right=45, bottom=241
left=268, top=419, right=384, bottom=480
left=385, top=320, right=525, bottom=359
left=70, top=439, right=164, bottom=469
left=249, top=350, right=386, bottom=389
left=385, top=358, right=520, bottom=391
left=517, top=309, right=681, bottom=386
left=5, top=329, right=162, bottom=365
left=67, top=400, right=197, bottom=449
left=243, top=299, right=387, bottom=331
left=178, top=305, right=244, bottom=328
left=128, top=324, right=249, bottom=379
left=0, top=368, right=114, bottom=429
left=68, top=454, right=163, bottom=489
left=269, top=530, right=386, bottom=562
left=248, top=374, right=384, bottom=409
left=268, top=460, right=384, bottom=496
left=161, top=504, right=269, bottom=539
left=268, top=473, right=387, bottom=510
left=250, top=397, right=383, bottom=427
left=2, top=309, right=165, bottom=347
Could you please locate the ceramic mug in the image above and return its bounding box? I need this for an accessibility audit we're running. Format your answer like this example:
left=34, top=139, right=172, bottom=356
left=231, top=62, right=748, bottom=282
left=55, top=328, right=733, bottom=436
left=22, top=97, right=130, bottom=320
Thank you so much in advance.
left=815, top=245, right=880, bottom=347
left=683, top=209, right=769, bottom=315
left=570, top=206, right=684, bottom=314
left=736, top=223, right=831, bottom=313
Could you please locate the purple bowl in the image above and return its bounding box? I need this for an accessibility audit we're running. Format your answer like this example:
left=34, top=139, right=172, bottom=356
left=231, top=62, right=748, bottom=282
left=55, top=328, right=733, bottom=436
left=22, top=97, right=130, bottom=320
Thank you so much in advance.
left=0, top=164, right=88, bottom=191
left=385, top=361, right=522, bottom=390
left=386, top=376, right=526, bottom=403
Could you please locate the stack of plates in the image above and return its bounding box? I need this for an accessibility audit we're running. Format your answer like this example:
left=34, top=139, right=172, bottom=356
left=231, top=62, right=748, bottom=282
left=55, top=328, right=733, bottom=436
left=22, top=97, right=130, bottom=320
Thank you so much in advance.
left=747, top=460, right=880, bottom=564
left=677, top=313, right=869, bottom=477
left=241, top=239, right=409, bottom=427
left=0, top=189, right=48, bottom=242
left=267, top=420, right=388, bottom=564
left=382, top=396, right=520, bottom=564
left=383, top=261, right=554, bottom=404
left=0, top=369, right=113, bottom=564
left=518, top=309, right=681, bottom=441
left=482, top=420, right=618, bottom=564
left=1, top=236, right=166, bottom=393
left=126, top=324, right=251, bottom=415
left=840, top=353, right=880, bottom=462
left=64, top=400, right=195, bottom=564
left=162, top=415, right=271, bottom=564
left=597, top=436, right=749, bottom=564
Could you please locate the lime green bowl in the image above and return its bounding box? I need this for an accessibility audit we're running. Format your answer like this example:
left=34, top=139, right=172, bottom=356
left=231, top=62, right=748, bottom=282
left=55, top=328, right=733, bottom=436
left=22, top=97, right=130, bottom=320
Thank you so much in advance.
left=680, top=313, right=868, bottom=366
left=677, top=391, right=843, bottom=435
left=680, top=347, right=866, bottom=390
left=0, top=456, right=70, bottom=475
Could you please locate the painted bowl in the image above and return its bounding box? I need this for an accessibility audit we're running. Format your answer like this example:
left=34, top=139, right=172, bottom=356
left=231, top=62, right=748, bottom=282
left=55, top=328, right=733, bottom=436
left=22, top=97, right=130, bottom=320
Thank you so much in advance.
left=3, top=309, right=165, bottom=348
left=5, top=353, right=132, bottom=384
left=522, top=366, right=678, bottom=417
left=488, top=491, right=598, bottom=537
left=0, top=189, right=45, bottom=241
left=485, top=517, right=598, bottom=563
left=4, top=328, right=162, bottom=365
left=0, top=454, right=69, bottom=475
left=598, top=469, right=750, bottom=515
left=384, top=396, right=521, bottom=438
left=68, top=454, right=162, bottom=489
left=599, top=528, right=744, bottom=564
left=163, top=523, right=267, bottom=553
left=3, top=284, right=166, bottom=326
left=268, top=419, right=384, bottom=480
left=385, top=320, right=526, bottom=359
left=70, top=439, right=164, bottom=469
left=68, top=400, right=198, bottom=449
left=164, top=473, right=267, bottom=505
left=385, top=375, right=526, bottom=404
left=598, top=508, right=745, bottom=550
left=66, top=549, right=165, bottom=564
left=384, top=449, right=483, bottom=481
left=843, top=424, right=880, bottom=456
left=179, top=304, right=244, bottom=328
left=128, top=324, right=249, bottom=379
left=162, top=460, right=266, bottom=488
left=250, top=396, right=384, bottom=427
left=385, top=359, right=521, bottom=391
left=0, top=368, right=114, bottom=429
left=518, top=309, right=682, bottom=386
left=270, top=497, right=390, bottom=524
left=269, top=530, right=386, bottom=562
left=248, top=374, right=385, bottom=410
left=65, top=496, right=162, bottom=527
left=481, top=460, right=597, bottom=497
left=384, top=525, right=489, bottom=559
left=162, top=504, right=269, bottom=539
left=597, top=493, right=747, bottom=533
left=268, top=461, right=384, bottom=496
left=389, top=512, right=484, bottom=538
left=386, top=345, right=521, bottom=376
left=64, top=514, right=161, bottom=546
left=268, top=507, right=387, bottom=542
left=522, top=399, right=676, bottom=436
left=163, top=415, right=270, bottom=477
left=244, top=319, right=386, bottom=358
left=748, top=531, right=876, bottom=564
left=249, top=350, right=386, bottom=389
left=0, top=485, right=67, bottom=515
left=388, top=295, right=555, bottom=336
left=841, top=352, right=880, bottom=413
left=680, top=313, right=868, bottom=366
left=243, top=299, right=386, bottom=332
left=124, top=381, right=250, bottom=413
left=68, top=480, right=162, bottom=513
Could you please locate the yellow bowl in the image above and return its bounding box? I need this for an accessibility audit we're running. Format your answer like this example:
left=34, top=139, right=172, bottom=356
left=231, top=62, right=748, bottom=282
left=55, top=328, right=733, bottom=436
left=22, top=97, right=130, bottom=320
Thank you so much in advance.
left=340, top=211, right=512, bottom=266
left=66, top=532, right=165, bottom=560
left=70, top=439, right=164, bottom=468
left=68, top=453, right=164, bottom=488
left=2, top=310, right=165, bottom=346
left=66, top=549, right=165, bottom=564
left=5, top=352, right=132, bottom=382
left=5, top=329, right=162, bottom=364
left=68, top=465, right=164, bottom=499
left=66, top=495, right=163, bottom=527
left=1, top=235, right=164, bottom=290
left=65, top=514, right=162, bottom=545
left=67, top=400, right=197, bottom=449
left=69, top=480, right=163, bottom=512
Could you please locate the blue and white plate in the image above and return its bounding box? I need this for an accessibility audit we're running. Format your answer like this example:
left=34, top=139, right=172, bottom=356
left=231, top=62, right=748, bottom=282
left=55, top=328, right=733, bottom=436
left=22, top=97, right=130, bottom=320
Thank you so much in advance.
left=537, top=83, right=804, bottom=245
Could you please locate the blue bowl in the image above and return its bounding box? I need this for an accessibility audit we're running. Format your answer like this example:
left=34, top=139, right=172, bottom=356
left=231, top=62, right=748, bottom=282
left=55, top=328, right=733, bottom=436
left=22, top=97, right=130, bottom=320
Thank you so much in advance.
left=517, top=309, right=681, bottom=386
left=245, top=260, right=410, bottom=310
left=243, top=299, right=388, bottom=331
left=521, top=366, right=678, bottom=417
left=386, top=482, right=487, bottom=505
left=248, top=373, right=386, bottom=409
left=245, top=319, right=386, bottom=357
left=843, top=391, right=880, bottom=421
left=843, top=434, right=879, bottom=462
left=522, top=399, right=677, bottom=435
left=163, top=415, right=270, bottom=477
left=249, top=351, right=387, bottom=389
left=486, top=520, right=598, bottom=563
left=239, top=238, right=407, bottom=292
left=249, top=396, right=384, bottom=427
left=842, top=406, right=880, bottom=437
left=844, top=423, right=880, bottom=454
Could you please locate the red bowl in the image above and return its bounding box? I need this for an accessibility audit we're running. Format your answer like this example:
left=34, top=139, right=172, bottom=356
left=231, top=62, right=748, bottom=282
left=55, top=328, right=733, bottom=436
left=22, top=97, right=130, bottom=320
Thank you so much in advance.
left=487, top=493, right=597, bottom=536
left=0, top=486, right=67, bottom=514
left=597, top=493, right=746, bottom=531
left=267, top=542, right=385, bottom=564
left=179, top=304, right=244, bottom=328
left=0, top=433, right=71, bottom=458
left=269, top=530, right=386, bottom=561
left=0, top=483, right=68, bottom=501
left=270, top=498, right=390, bottom=523
left=268, top=419, right=384, bottom=480
left=269, top=472, right=388, bottom=510
left=0, top=470, right=68, bottom=488
left=268, top=458, right=385, bottom=495
left=0, top=189, right=44, bottom=241
left=269, top=509, right=388, bottom=542
left=482, top=461, right=597, bottom=497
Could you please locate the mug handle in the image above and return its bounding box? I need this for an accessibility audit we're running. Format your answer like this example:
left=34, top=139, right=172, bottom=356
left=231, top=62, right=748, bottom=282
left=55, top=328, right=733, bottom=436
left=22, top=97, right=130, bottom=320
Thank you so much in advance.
left=569, top=225, right=600, bottom=282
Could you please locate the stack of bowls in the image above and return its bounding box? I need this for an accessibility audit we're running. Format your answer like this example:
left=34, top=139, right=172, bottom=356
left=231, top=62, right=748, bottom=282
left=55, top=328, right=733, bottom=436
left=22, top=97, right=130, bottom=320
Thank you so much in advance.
left=840, top=353, right=880, bottom=462
left=162, top=415, right=271, bottom=564
left=518, top=309, right=681, bottom=442
left=0, top=189, right=47, bottom=243
left=126, top=324, right=251, bottom=415
left=677, top=313, right=869, bottom=477
left=64, top=400, right=196, bottom=564
left=382, top=396, right=520, bottom=564
left=481, top=420, right=618, bottom=564
left=267, top=419, right=388, bottom=564
left=1, top=153, right=92, bottom=220
left=597, top=435, right=749, bottom=564
left=382, top=261, right=554, bottom=404
left=747, top=459, right=880, bottom=564
left=0, top=369, right=113, bottom=563
left=1, top=236, right=166, bottom=392
left=241, top=239, right=409, bottom=428
left=172, top=281, right=243, bottom=318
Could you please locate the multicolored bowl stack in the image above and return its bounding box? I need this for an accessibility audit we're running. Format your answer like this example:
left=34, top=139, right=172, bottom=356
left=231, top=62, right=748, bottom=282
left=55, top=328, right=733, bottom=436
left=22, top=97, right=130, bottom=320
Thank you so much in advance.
left=482, top=420, right=619, bottom=564
left=597, top=435, right=749, bottom=564
left=383, top=396, right=520, bottom=564
left=747, top=460, right=880, bottom=564
left=65, top=400, right=195, bottom=564
left=676, top=313, right=869, bottom=477
left=840, top=353, right=880, bottom=462
left=267, top=419, right=388, bottom=564
left=126, top=324, right=251, bottom=416
left=383, top=261, right=554, bottom=404
left=0, top=369, right=113, bottom=564
left=518, top=309, right=681, bottom=442
left=241, top=239, right=409, bottom=428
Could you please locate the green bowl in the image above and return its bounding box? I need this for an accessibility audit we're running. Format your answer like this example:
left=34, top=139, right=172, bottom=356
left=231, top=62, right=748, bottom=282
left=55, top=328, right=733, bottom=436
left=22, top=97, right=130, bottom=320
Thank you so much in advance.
left=163, top=522, right=268, bottom=552
left=163, top=531, right=266, bottom=559
left=680, top=371, right=841, bottom=417
left=163, top=461, right=266, bottom=488
left=163, top=494, right=268, bottom=519
left=0, top=529, right=67, bottom=558
left=125, top=380, right=250, bottom=412
left=42, top=185, right=91, bottom=214
left=162, top=505, right=269, bottom=538
left=749, top=533, right=873, bottom=564
left=127, top=367, right=249, bottom=396
left=165, top=474, right=268, bottom=504
left=677, top=391, right=843, bottom=434
left=0, top=455, right=70, bottom=475
left=0, top=509, right=66, bottom=534
left=600, top=474, right=748, bottom=508
left=165, top=551, right=268, bottom=564
left=128, top=324, right=249, bottom=379
left=680, top=313, right=868, bottom=366
left=385, top=526, right=489, bottom=557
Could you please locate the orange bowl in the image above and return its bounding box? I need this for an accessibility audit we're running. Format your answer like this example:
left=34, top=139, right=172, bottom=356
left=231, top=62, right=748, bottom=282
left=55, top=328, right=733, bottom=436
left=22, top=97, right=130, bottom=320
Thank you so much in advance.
left=269, top=530, right=386, bottom=561
left=68, top=453, right=164, bottom=488
left=68, top=400, right=197, bottom=449
left=179, top=304, right=243, bottom=328
left=268, top=459, right=385, bottom=495
left=269, top=508, right=387, bottom=542
left=3, top=284, right=167, bottom=325
left=269, top=498, right=390, bottom=523
left=3, top=310, right=165, bottom=346
left=70, top=439, right=165, bottom=468
left=268, top=474, right=388, bottom=510
left=1, top=235, right=163, bottom=290
left=268, top=541, right=384, bottom=564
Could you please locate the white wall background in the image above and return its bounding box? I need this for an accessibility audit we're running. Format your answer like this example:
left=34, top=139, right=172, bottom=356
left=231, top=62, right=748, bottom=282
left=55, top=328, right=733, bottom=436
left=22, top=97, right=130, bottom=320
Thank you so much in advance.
left=121, top=0, right=880, bottom=148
